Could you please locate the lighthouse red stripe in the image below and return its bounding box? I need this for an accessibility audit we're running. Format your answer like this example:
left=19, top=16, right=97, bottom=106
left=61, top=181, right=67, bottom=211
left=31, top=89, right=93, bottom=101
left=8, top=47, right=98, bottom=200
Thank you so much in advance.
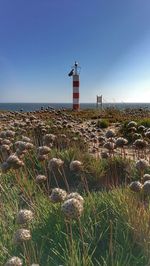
left=73, top=93, right=79, bottom=99
left=73, top=81, right=79, bottom=87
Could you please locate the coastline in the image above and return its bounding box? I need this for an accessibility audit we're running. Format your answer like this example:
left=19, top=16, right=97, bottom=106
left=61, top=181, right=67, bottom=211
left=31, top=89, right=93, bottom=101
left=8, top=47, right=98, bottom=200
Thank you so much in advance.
left=0, top=102, right=150, bottom=112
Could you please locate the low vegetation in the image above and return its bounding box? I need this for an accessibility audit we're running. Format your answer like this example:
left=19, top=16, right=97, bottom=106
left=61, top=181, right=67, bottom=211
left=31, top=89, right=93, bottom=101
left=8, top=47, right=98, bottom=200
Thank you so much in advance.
left=96, top=119, right=109, bottom=129
left=0, top=107, right=150, bottom=265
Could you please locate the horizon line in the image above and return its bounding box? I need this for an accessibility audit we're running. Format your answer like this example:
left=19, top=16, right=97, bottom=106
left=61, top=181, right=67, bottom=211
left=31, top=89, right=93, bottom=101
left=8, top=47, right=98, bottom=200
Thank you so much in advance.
left=0, top=102, right=150, bottom=104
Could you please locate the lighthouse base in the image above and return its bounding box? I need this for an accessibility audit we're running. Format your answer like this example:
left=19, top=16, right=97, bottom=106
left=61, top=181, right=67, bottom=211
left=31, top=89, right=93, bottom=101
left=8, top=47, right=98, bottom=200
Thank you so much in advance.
left=73, top=104, right=80, bottom=111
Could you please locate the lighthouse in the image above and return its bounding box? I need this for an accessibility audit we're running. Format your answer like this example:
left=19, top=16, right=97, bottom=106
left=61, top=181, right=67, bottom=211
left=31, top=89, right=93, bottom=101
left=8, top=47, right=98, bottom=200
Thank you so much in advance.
left=68, top=61, right=80, bottom=111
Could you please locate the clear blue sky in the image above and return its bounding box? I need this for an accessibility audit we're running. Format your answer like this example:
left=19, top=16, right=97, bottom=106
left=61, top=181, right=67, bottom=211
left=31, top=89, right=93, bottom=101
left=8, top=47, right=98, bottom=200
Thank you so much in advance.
left=0, top=0, right=150, bottom=103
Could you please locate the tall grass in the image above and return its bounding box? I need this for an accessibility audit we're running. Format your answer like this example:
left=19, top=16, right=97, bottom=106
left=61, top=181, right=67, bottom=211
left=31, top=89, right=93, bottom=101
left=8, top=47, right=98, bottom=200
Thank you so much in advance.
left=1, top=109, right=150, bottom=265
left=1, top=168, right=150, bottom=266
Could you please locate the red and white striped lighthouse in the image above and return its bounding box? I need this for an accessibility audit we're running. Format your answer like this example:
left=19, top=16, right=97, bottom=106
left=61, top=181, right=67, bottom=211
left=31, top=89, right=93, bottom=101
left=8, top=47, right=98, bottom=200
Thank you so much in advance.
left=68, top=61, right=80, bottom=111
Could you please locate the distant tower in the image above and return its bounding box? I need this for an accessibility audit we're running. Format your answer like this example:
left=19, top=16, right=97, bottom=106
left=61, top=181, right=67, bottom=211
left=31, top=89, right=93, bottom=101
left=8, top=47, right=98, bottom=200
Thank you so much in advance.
left=96, top=95, right=103, bottom=110
left=68, top=61, right=80, bottom=111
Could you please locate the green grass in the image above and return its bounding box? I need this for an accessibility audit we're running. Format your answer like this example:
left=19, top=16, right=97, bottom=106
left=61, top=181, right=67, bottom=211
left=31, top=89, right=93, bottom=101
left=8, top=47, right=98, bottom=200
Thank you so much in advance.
left=1, top=110, right=150, bottom=265
left=1, top=168, right=150, bottom=266
left=138, top=118, right=150, bottom=128
left=1, top=149, right=147, bottom=265
left=96, top=119, right=109, bottom=129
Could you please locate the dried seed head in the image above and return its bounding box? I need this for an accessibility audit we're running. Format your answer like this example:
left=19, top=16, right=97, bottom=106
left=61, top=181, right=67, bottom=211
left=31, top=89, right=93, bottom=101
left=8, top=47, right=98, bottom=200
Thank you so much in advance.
left=43, top=134, right=56, bottom=145
left=16, top=209, right=34, bottom=224
left=115, top=137, right=128, bottom=148
left=66, top=192, right=84, bottom=204
left=60, top=134, right=67, bottom=139
left=0, top=131, right=6, bottom=138
left=2, top=139, right=11, bottom=145
left=98, top=136, right=106, bottom=143
left=1, top=162, right=10, bottom=172
left=36, top=174, right=47, bottom=183
left=128, top=126, right=137, bottom=132
left=5, top=130, right=15, bottom=138
left=6, top=154, right=20, bottom=164
left=15, top=141, right=27, bottom=151
left=133, top=139, right=147, bottom=149
left=129, top=181, right=143, bottom=192
left=103, top=142, right=115, bottom=151
left=145, top=131, right=150, bottom=138
left=13, top=229, right=31, bottom=244
left=15, top=149, right=25, bottom=157
left=50, top=188, right=67, bottom=203
left=37, top=154, right=48, bottom=161
left=70, top=160, right=83, bottom=172
left=5, top=256, right=23, bottom=266
left=143, top=180, right=150, bottom=195
left=101, top=151, right=109, bottom=159
left=22, top=136, right=32, bottom=142
left=6, top=154, right=24, bottom=169
left=0, top=144, right=10, bottom=152
left=48, top=158, right=64, bottom=171
left=133, top=133, right=142, bottom=140
left=37, top=146, right=51, bottom=155
left=138, top=125, right=146, bottom=133
left=143, top=174, right=150, bottom=182
left=127, top=121, right=137, bottom=128
left=25, top=142, right=34, bottom=150
left=62, top=198, right=84, bottom=219
left=105, top=130, right=115, bottom=139
left=135, top=159, right=149, bottom=171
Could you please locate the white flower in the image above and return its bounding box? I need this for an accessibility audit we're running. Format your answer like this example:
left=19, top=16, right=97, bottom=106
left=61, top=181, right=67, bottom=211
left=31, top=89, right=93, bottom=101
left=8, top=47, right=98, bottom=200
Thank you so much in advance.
left=62, top=198, right=84, bottom=219
left=136, top=159, right=149, bottom=171
left=70, top=160, right=82, bottom=172
left=5, top=257, right=22, bottom=266
left=16, top=209, right=34, bottom=224
left=105, top=130, right=115, bottom=138
left=13, top=229, right=31, bottom=244
left=143, top=181, right=150, bottom=195
left=48, top=158, right=64, bottom=171
left=129, top=181, right=143, bottom=192
left=66, top=192, right=84, bottom=204
left=37, top=146, right=51, bottom=155
left=36, top=175, right=47, bottom=183
left=50, top=188, right=67, bottom=203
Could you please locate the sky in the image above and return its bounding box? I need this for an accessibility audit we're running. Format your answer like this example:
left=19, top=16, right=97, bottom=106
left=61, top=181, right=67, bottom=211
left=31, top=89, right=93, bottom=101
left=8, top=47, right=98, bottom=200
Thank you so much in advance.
left=0, top=0, right=150, bottom=103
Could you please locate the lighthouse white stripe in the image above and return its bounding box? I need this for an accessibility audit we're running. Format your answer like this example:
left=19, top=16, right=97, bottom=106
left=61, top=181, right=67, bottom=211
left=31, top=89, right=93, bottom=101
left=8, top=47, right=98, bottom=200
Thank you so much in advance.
left=73, top=75, right=79, bottom=81
left=73, top=98, right=79, bottom=104
left=73, top=87, right=79, bottom=93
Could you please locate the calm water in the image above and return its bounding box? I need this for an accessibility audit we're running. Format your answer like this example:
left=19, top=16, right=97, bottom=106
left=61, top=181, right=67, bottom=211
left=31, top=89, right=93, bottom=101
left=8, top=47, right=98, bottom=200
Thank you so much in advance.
left=0, top=102, right=150, bottom=112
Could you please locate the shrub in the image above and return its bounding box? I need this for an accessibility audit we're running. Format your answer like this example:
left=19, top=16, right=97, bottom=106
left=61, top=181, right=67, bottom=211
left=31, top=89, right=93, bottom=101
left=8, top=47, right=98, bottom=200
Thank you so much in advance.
left=138, top=118, right=150, bottom=128
left=96, top=119, right=109, bottom=128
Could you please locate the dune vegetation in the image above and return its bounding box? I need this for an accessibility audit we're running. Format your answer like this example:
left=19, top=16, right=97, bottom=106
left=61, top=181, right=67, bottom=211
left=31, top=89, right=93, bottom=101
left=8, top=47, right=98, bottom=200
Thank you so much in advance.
left=1, top=107, right=150, bottom=266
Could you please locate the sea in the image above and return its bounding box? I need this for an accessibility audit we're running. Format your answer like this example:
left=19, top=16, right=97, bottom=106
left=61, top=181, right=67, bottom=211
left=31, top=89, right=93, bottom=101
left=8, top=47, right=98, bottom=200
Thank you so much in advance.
left=0, top=103, right=150, bottom=112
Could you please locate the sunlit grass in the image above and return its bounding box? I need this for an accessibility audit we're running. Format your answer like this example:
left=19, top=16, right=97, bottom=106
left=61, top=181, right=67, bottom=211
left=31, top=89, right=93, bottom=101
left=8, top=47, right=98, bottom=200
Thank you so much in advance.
left=1, top=108, right=150, bottom=265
